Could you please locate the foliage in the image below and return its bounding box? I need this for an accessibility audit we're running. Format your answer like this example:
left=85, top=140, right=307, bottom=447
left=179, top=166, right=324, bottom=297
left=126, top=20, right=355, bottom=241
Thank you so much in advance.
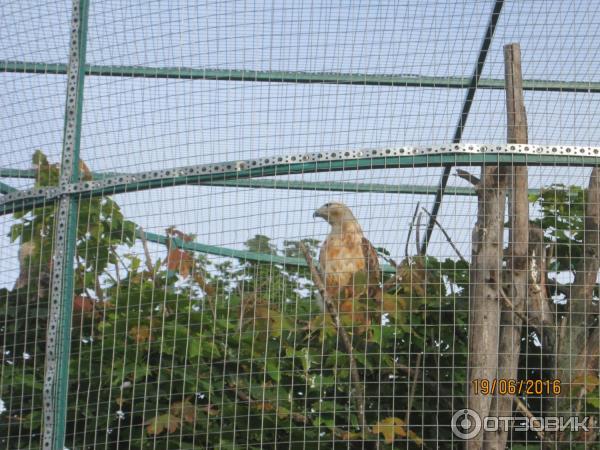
left=529, top=184, right=586, bottom=273
left=7, top=153, right=599, bottom=448
left=528, top=184, right=600, bottom=444
left=4, top=154, right=599, bottom=448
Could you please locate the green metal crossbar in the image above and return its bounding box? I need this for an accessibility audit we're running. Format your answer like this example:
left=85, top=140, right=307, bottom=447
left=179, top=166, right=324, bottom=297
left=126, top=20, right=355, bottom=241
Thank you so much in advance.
left=2, top=151, right=598, bottom=216
left=3, top=59, right=600, bottom=93
left=139, top=229, right=397, bottom=274
left=0, top=167, right=477, bottom=196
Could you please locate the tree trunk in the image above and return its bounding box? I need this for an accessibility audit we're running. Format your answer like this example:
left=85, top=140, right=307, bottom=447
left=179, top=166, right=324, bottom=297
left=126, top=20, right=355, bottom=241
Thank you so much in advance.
left=482, top=43, right=530, bottom=450
left=467, top=164, right=506, bottom=450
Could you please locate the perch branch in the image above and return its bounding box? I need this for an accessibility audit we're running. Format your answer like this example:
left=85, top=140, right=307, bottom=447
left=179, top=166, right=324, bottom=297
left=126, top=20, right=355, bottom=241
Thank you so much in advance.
left=405, top=352, right=422, bottom=427
left=455, top=169, right=480, bottom=186
left=110, top=246, right=122, bottom=283
left=299, top=243, right=368, bottom=433
left=138, top=227, right=155, bottom=274
left=499, top=288, right=535, bottom=329
left=420, top=207, right=467, bottom=262
left=415, top=211, right=423, bottom=256
left=405, top=202, right=421, bottom=258
left=492, top=46, right=531, bottom=450
left=379, top=253, right=403, bottom=293
left=514, top=396, right=551, bottom=443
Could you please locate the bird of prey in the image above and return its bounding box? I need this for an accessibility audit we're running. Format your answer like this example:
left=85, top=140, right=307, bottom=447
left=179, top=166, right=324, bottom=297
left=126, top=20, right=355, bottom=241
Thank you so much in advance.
left=313, top=202, right=381, bottom=304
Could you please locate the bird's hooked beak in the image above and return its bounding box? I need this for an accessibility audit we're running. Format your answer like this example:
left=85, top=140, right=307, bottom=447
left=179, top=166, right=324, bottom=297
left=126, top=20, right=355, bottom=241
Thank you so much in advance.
left=313, top=206, right=327, bottom=220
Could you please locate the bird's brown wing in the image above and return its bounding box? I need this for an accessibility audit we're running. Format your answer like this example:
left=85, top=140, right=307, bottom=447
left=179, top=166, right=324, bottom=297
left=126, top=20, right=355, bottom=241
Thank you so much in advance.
left=318, top=236, right=339, bottom=299
left=361, top=237, right=381, bottom=301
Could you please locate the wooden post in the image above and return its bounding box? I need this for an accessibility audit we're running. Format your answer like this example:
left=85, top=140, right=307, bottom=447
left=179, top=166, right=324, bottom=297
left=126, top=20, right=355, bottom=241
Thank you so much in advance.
left=483, top=42, right=530, bottom=450
left=466, top=167, right=506, bottom=450
left=466, top=80, right=512, bottom=449
left=504, top=43, right=529, bottom=145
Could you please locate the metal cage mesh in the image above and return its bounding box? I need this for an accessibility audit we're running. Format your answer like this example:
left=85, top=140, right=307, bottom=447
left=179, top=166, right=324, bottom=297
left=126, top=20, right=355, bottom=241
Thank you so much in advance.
left=1, top=1, right=599, bottom=449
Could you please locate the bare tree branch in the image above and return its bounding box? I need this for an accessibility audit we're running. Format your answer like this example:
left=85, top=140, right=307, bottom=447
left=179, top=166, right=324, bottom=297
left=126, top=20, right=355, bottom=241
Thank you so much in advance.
left=499, top=288, right=535, bottom=330
left=415, top=211, right=423, bottom=256
left=138, top=227, right=155, bottom=274
left=420, top=207, right=467, bottom=263
left=299, top=243, right=368, bottom=433
left=455, top=169, right=480, bottom=186
left=405, top=202, right=421, bottom=258
left=557, top=168, right=600, bottom=428
left=405, top=352, right=422, bottom=428
left=467, top=163, right=506, bottom=450
left=514, top=396, right=551, bottom=444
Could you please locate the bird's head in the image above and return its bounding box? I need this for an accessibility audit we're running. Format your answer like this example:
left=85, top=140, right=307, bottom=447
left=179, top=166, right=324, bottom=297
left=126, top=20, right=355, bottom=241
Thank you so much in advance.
left=313, top=202, right=356, bottom=225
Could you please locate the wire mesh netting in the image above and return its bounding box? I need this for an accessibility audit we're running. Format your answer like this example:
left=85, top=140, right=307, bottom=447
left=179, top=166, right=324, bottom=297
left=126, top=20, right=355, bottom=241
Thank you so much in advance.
left=1, top=1, right=600, bottom=449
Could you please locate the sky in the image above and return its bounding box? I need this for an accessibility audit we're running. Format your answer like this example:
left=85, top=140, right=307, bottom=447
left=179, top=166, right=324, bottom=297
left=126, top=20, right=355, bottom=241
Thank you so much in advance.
left=1, top=0, right=600, bottom=288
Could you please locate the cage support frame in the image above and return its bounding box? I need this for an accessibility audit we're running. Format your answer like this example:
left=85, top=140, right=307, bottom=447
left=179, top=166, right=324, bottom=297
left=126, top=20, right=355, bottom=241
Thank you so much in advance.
left=2, top=145, right=599, bottom=274
left=0, top=2, right=599, bottom=449
left=2, top=144, right=600, bottom=217
left=41, top=0, right=89, bottom=448
left=421, top=0, right=504, bottom=255
left=3, top=60, right=600, bottom=93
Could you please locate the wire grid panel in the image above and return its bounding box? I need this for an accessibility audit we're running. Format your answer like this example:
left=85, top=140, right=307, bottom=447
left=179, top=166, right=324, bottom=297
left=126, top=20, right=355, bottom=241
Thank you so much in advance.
left=1, top=1, right=600, bottom=450
left=3, top=156, right=600, bottom=449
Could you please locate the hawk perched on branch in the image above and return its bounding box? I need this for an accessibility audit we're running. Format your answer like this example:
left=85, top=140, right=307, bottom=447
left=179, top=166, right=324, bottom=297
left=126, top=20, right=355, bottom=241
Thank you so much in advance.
left=313, top=202, right=381, bottom=303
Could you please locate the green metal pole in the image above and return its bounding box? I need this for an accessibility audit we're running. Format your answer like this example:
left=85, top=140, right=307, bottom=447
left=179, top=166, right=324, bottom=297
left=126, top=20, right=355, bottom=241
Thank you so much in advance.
left=42, top=0, right=89, bottom=449
left=3, top=59, right=600, bottom=93
left=138, top=229, right=397, bottom=273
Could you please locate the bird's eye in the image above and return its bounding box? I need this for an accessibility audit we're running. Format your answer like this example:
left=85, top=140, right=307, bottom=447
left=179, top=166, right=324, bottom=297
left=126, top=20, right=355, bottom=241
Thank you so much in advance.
left=324, top=203, right=331, bottom=207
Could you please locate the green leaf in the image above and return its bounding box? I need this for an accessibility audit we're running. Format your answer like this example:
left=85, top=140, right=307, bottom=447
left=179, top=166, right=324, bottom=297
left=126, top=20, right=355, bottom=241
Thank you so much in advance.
left=9, top=223, right=23, bottom=242
left=245, top=234, right=277, bottom=255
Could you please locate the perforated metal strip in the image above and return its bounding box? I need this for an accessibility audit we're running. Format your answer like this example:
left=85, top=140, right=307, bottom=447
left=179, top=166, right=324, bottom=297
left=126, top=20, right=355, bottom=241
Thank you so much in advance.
left=2, top=143, right=600, bottom=212
left=42, top=0, right=89, bottom=449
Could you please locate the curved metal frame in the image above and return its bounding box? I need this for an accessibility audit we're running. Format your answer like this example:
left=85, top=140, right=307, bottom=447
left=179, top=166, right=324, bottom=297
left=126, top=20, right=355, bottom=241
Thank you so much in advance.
left=3, top=143, right=600, bottom=216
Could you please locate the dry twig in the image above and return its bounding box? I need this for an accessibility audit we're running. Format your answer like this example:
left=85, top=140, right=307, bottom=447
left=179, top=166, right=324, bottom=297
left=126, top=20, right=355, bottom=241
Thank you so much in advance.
left=379, top=253, right=402, bottom=293
left=420, top=207, right=467, bottom=262
left=514, top=396, right=551, bottom=443
left=138, top=227, right=155, bottom=273
left=405, top=352, right=422, bottom=427
left=415, top=211, right=423, bottom=256
left=405, top=202, right=421, bottom=258
left=455, top=169, right=480, bottom=186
